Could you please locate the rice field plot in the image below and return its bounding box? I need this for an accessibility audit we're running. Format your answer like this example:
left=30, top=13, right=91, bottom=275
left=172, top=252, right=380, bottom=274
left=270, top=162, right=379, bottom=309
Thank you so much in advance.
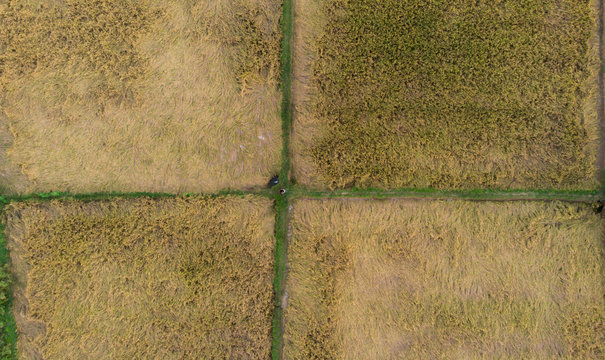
left=284, top=199, right=605, bottom=359
left=292, top=0, right=601, bottom=190
left=3, top=195, right=275, bottom=359
left=0, top=0, right=282, bottom=194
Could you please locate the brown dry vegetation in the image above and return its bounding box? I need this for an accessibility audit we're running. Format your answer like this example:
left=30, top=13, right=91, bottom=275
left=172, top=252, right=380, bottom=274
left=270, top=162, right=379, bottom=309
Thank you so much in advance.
left=3, top=196, right=275, bottom=359
left=284, top=199, right=605, bottom=359
left=0, top=0, right=282, bottom=194
left=291, top=0, right=601, bottom=190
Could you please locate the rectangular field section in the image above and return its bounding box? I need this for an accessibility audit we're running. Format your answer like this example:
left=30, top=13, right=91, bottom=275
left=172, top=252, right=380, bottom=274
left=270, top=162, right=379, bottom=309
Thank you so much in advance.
left=292, top=0, right=601, bottom=190
left=4, top=196, right=275, bottom=359
left=284, top=199, right=605, bottom=359
left=0, top=0, right=282, bottom=194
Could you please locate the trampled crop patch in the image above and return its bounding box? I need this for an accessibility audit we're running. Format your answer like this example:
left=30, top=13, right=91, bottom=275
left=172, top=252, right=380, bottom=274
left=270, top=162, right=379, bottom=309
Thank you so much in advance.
left=0, top=0, right=282, bottom=194
left=284, top=199, right=605, bottom=359
left=3, top=196, right=275, bottom=359
left=291, top=0, right=601, bottom=190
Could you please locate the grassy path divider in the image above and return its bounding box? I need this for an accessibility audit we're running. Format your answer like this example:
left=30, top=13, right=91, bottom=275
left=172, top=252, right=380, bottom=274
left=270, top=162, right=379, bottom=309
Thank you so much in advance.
left=291, top=186, right=603, bottom=203
left=278, top=0, right=293, bottom=186
left=271, top=0, right=293, bottom=358
left=0, top=200, right=17, bottom=359
left=271, top=193, right=289, bottom=360
left=0, top=189, right=272, bottom=204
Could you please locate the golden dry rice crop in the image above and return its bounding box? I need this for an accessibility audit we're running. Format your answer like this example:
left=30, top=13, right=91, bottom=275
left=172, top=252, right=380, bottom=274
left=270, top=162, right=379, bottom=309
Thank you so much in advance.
left=0, top=0, right=282, bottom=194
left=284, top=199, right=605, bottom=359
left=291, top=0, right=601, bottom=190
left=3, top=196, right=275, bottom=359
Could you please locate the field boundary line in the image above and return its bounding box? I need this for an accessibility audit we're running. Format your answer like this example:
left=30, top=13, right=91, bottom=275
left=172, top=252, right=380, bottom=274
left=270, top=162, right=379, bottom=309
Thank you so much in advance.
left=271, top=195, right=290, bottom=360
left=271, top=0, right=294, bottom=358
left=0, top=189, right=272, bottom=204
left=598, top=0, right=605, bottom=188
left=290, top=187, right=603, bottom=202
left=0, top=200, right=18, bottom=359
left=278, top=0, right=293, bottom=186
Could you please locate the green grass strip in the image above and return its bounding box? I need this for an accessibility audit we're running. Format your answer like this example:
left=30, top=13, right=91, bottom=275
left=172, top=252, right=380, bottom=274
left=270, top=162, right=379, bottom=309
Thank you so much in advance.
left=278, top=0, right=293, bottom=189
left=271, top=0, right=293, bottom=358
left=271, top=193, right=289, bottom=360
left=0, top=189, right=272, bottom=204
left=0, top=199, right=18, bottom=359
left=290, top=185, right=603, bottom=202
